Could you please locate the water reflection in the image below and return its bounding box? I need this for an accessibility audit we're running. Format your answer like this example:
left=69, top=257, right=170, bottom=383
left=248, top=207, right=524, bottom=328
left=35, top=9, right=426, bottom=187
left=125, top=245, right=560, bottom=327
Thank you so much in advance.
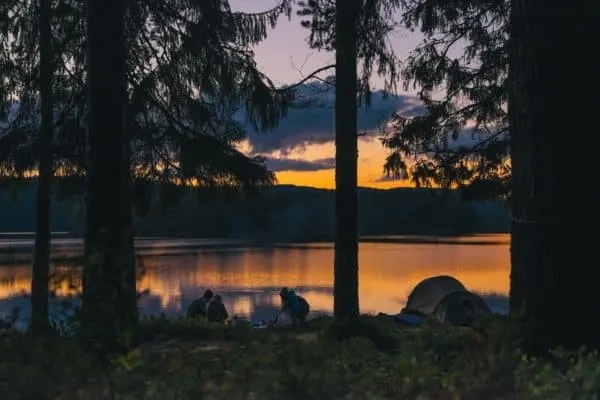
left=0, top=235, right=510, bottom=326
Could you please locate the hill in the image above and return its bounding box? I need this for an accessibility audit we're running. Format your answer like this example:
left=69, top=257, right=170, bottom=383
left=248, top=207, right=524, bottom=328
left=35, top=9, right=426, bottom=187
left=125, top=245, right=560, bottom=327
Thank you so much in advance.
left=0, top=182, right=510, bottom=241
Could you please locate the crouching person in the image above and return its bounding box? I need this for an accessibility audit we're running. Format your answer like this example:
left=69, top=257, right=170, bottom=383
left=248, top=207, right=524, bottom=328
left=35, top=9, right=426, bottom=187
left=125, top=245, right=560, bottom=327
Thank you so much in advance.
left=279, top=287, right=310, bottom=325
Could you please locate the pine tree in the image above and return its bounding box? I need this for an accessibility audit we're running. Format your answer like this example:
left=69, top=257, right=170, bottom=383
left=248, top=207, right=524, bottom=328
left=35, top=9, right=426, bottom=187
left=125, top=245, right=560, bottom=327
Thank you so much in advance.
left=0, top=1, right=297, bottom=196
left=29, top=0, right=54, bottom=335
left=298, top=0, right=402, bottom=318
left=380, top=0, right=510, bottom=201
left=82, top=0, right=134, bottom=355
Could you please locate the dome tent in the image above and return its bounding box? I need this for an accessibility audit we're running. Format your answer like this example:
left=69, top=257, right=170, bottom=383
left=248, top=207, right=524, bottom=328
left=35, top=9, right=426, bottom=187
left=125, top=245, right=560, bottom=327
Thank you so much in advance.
left=397, top=275, right=492, bottom=326
left=403, top=275, right=468, bottom=315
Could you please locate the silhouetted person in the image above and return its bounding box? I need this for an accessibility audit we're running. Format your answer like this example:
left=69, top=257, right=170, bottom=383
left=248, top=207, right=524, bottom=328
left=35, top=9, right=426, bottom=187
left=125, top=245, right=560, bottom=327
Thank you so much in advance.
left=279, top=287, right=310, bottom=324
left=207, top=294, right=229, bottom=323
left=186, top=289, right=214, bottom=319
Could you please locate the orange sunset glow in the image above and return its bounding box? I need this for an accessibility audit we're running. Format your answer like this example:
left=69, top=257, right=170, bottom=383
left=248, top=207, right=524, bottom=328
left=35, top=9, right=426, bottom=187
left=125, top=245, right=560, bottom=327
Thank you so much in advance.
left=240, top=139, right=412, bottom=189
left=0, top=237, right=510, bottom=320
left=4, top=136, right=410, bottom=190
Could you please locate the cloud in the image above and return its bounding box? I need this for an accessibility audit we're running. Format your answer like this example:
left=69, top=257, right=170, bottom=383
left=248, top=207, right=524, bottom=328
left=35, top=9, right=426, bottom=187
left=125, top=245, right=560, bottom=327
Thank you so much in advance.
left=240, top=82, right=424, bottom=155
left=374, top=174, right=407, bottom=182
left=264, top=156, right=335, bottom=172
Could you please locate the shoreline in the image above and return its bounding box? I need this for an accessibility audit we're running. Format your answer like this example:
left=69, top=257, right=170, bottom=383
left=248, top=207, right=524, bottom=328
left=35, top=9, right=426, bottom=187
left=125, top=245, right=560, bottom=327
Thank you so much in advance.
left=0, top=232, right=510, bottom=252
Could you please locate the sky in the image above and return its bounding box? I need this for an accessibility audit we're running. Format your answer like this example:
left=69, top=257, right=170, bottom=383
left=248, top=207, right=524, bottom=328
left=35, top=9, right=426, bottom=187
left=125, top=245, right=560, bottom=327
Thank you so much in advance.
left=229, top=0, right=427, bottom=189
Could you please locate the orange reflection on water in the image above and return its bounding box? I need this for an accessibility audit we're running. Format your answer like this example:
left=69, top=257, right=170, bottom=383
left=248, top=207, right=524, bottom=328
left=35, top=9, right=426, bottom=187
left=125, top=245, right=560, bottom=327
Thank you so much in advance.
left=0, top=236, right=510, bottom=320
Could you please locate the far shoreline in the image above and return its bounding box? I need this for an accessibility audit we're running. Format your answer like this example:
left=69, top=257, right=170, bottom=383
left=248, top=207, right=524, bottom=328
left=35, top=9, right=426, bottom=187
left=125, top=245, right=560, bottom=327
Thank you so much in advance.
left=0, top=233, right=510, bottom=264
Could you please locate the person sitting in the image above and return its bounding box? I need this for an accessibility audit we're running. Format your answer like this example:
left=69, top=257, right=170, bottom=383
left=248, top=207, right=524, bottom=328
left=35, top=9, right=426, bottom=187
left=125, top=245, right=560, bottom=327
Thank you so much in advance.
left=207, top=294, right=229, bottom=323
left=186, top=289, right=214, bottom=318
left=279, top=287, right=310, bottom=325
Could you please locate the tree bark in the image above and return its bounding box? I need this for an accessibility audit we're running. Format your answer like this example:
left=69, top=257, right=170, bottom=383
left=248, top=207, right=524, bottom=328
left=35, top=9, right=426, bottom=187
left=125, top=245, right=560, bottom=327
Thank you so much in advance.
left=29, top=0, right=54, bottom=334
left=333, top=0, right=360, bottom=320
left=82, top=0, right=138, bottom=355
left=509, top=0, right=600, bottom=353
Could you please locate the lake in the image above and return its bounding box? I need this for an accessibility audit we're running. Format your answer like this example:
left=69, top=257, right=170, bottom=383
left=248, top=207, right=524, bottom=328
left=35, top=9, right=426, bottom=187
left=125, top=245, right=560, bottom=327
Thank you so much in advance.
left=0, top=234, right=510, bottom=328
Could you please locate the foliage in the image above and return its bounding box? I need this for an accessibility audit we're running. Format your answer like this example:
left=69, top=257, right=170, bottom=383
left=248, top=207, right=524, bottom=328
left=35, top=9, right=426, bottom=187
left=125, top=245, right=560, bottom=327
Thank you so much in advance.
left=0, top=0, right=297, bottom=204
left=2, top=315, right=599, bottom=399
left=381, top=0, right=511, bottom=200
left=296, top=0, right=402, bottom=103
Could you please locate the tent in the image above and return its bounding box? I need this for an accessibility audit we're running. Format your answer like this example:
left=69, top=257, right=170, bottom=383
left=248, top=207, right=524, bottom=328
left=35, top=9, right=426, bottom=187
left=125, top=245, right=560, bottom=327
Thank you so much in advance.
left=403, top=275, right=468, bottom=315
left=396, top=275, right=492, bottom=327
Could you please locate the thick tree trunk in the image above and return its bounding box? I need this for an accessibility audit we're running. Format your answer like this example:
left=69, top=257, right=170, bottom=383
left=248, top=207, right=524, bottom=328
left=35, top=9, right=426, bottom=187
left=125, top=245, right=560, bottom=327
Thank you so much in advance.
left=509, top=0, right=600, bottom=353
left=29, top=0, right=54, bottom=334
left=333, top=0, right=360, bottom=320
left=82, top=0, right=138, bottom=355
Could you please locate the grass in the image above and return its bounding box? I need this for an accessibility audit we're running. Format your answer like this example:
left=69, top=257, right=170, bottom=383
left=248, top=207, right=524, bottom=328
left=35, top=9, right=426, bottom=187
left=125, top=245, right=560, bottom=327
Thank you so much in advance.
left=1, top=314, right=599, bottom=399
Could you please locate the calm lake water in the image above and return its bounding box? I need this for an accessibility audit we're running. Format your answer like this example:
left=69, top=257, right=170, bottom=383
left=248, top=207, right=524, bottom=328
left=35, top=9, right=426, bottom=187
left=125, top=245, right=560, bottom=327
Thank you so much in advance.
left=0, top=234, right=510, bottom=328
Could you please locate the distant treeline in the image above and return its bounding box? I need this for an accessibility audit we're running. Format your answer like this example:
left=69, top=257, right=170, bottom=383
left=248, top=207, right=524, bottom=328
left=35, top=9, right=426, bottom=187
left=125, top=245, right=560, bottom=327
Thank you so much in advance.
left=0, top=181, right=510, bottom=241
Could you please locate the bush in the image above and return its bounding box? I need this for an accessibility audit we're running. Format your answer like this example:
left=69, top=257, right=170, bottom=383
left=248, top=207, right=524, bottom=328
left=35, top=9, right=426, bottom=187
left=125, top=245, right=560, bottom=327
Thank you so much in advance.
left=1, top=315, right=599, bottom=399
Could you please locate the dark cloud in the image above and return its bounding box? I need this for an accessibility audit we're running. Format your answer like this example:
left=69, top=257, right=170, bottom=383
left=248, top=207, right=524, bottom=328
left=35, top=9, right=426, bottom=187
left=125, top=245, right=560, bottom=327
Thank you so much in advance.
left=264, top=156, right=335, bottom=172
left=240, top=82, right=424, bottom=154
left=374, top=173, right=408, bottom=183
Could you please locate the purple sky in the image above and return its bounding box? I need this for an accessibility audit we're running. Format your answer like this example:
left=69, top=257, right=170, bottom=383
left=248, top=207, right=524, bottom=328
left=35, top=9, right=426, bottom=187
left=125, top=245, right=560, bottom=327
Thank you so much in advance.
left=229, top=0, right=424, bottom=89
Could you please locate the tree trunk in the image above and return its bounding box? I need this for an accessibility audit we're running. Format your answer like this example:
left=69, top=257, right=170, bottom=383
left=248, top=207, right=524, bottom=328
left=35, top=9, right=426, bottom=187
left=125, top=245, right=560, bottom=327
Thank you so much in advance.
left=82, top=0, right=138, bottom=355
left=29, top=0, right=54, bottom=334
left=509, top=0, right=600, bottom=353
left=333, top=0, right=360, bottom=320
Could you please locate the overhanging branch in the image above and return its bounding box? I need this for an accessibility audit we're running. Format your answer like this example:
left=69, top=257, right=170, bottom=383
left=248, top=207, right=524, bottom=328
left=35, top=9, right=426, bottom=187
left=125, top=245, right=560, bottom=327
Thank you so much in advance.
left=266, top=64, right=336, bottom=92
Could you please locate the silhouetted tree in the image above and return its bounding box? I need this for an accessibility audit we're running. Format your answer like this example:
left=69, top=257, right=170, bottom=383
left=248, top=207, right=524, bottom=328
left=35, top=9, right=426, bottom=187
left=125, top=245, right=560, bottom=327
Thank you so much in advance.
left=509, top=0, right=600, bottom=353
left=380, top=0, right=510, bottom=201
left=329, top=0, right=361, bottom=319
left=0, top=0, right=68, bottom=332
left=29, top=0, right=54, bottom=334
left=0, top=0, right=81, bottom=175
left=81, top=0, right=137, bottom=355
left=298, top=0, right=401, bottom=319
left=0, top=1, right=297, bottom=207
